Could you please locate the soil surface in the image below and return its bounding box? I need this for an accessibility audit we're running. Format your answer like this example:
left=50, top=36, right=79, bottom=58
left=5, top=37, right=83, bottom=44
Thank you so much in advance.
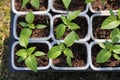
left=17, top=15, right=50, bottom=38
left=92, top=16, right=111, bottom=39
left=15, top=0, right=48, bottom=11
left=14, top=43, right=49, bottom=67
left=53, top=0, right=86, bottom=11
left=92, top=44, right=120, bottom=67
left=92, top=0, right=120, bottom=11
left=53, top=43, right=87, bottom=67
left=54, top=16, right=88, bottom=40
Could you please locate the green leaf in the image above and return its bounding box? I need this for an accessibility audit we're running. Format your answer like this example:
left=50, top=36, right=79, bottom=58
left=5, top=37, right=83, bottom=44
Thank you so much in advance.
left=68, top=23, right=80, bottom=30
left=64, top=48, right=73, bottom=58
left=85, top=0, right=94, bottom=3
left=21, top=0, right=29, bottom=8
left=25, top=55, right=37, bottom=72
left=27, top=47, right=36, bottom=54
left=98, top=42, right=105, bottom=49
left=19, top=28, right=32, bottom=48
left=110, top=28, right=120, bottom=43
left=64, top=31, right=79, bottom=47
left=30, top=0, right=40, bottom=9
left=96, top=49, right=111, bottom=63
left=16, top=49, right=27, bottom=58
left=28, top=24, right=35, bottom=29
left=48, top=46, right=62, bottom=58
left=118, top=9, right=120, bottom=20
left=66, top=56, right=72, bottom=66
left=101, top=16, right=120, bottom=29
left=101, top=0, right=105, bottom=4
left=36, top=24, right=47, bottom=29
left=113, top=54, right=120, bottom=60
left=105, top=41, right=113, bottom=50
left=59, top=43, right=66, bottom=50
left=56, top=23, right=66, bottom=39
left=61, top=16, right=70, bottom=25
left=109, top=10, right=116, bottom=19
left=112, top=45, right=120, bottom=54
left=26, top=12, right=34, bottom=24
left=67, top=10, right=80, bottom=21
left=17, top=57, right=25, bottom=63
left=34, top=51, right=46, bottom=56
left=62, top=0, right=71, bottom=9
left=19, top=22, right=27, bottom=27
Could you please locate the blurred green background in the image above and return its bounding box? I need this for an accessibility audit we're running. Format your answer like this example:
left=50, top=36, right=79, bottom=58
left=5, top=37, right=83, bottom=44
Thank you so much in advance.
left=0, top=0, right=120, bottom=80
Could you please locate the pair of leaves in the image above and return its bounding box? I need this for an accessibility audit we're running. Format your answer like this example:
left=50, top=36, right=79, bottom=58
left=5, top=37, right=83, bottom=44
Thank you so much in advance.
left=101, top=9, right=120, bottom=29
left=62, top=0, right=71, bottom=9
left=16, top=47, right=45, bottom=72
left=22, top=0, right=40, bottom=9
left=48, top=44, right=73, bottom=66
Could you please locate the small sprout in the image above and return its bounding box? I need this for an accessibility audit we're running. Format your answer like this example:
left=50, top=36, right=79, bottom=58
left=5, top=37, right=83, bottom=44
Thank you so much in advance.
left=56, top=10, right=80, bottom=46
left=96, top=41, right=120, bottom=63
left=16, top=46, right=46, bottom=72
left=48, top=43, right=73, bottom=66
left=62, top=0, right=71, bottom=9
left=19, top=12, right=47, bottom=48
left=22, top=0, right=40, bottom=9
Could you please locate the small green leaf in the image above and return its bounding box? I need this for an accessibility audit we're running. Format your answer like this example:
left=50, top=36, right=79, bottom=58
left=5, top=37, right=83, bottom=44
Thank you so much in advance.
left=26, top=12, right=34, bottom=24
left=64, top=31, right=79, bottom=47
left=98, top=42, right=105, bottom=49
left=62, top=0, right=71, bottom=9
left=109, top=10, right=116, bottom=19
left=36, top=24, right=47, bottom=29
left=61, top=16, right=70, bottom=25
left=21, top=0, right=29, bottom=8
left=28, top=24, right=35, bottom=29
left=101, top=16, right=120, bottom=29
left=96, top=49, right=111, bottom=63
left=105, top=41, right=113, bottom=50
left=113, top=54, right=120, bottom=60
left=59, top=44, right=66, bottom=50
left=67, top=10, right=80, bottom=21
left=85, top=0, right=94, bottom=3
left=27, top=47, right=36, bottom=54
left=101, top=0, right=105, bottom=4
left=17, top=57, right=25, bottom=63
left=56, top=23, right=66, bottom=39
left=34, top=51, right=46, bottom=56
left=118, top=9, right=120, bottom=20
left=64, top=48, right=73, bottom=58
left=25, top=55, right=37, bottom=72
left=30, top=0, right=40, bottom=9
left=19, top=22, right=27, bottom=27
left=16, top=49, right=27, bottom=57
left=48, top=46, right=62, bottom=58
left=66, top=56, right=72, bottom=66
left=112, top=45, right=120, bottom=54
left=19, top=28, right=32, bottom=48
left=68, top=23, right=80, bottom=30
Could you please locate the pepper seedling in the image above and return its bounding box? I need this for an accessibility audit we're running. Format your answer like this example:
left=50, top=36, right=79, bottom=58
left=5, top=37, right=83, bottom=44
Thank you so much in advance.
left=62, top=0, right=71, bottom=9
left=16, top=46, right=46, bottom=72
left=48, top=43, right=73, bottom=66
left=22, top=0, right=40, bottom=9
left=56, top=10, right=80, bottom=47
left=19, top=12, right=47, bottom=48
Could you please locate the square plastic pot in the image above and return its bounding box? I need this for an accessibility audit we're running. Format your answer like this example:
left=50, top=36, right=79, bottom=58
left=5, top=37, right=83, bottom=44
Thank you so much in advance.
left=11, top=41, right=51, bottom=71
left=13, top=13, right=52, bottom=41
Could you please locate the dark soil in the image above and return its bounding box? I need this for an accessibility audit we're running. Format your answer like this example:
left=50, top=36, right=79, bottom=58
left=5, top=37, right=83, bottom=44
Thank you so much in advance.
left=53, top=0, right=86, bottom=11
left=14, top=43, right=49, bottom=67
left=15, top=0, right=48, bottom=11
left=17, top=15, right=50, bottom=38
left=92, top=0, right=120, bottom=11
left=92, top=44, right=120, bottom=67
left=54, top=16, right=88, bottom=40
left=93, top=16, right=111, bottom=39
left=53, top=43, right=87, bottom=67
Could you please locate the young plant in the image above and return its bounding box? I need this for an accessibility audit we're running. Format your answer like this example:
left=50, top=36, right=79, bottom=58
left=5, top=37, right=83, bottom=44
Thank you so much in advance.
left=16, top=46, right=46, bottom=72
left=48, top=43, right=73, bottom=66
left=56, top=10, right=80, bottom=47
left=19, top=12, right=47, bottom=48
left=62, top=0, right=71, bottom=9
left=22, top=0, right=40, bottom=9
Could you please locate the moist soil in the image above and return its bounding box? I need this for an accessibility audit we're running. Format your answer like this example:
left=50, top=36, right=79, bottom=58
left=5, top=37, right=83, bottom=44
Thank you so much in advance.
left=53, top=43, right=87, bottom=67
left=15, top=0, right=48, bottom=11
left=92, top=44, right=120, bottom=67
left=53, top=0, right=86, bottom=11
left=93, top=16, right=111, bottom=39
left=17, top=15, right=50, bottom=38
left=54, top=16, right=88, bottom=40
left=92, top=0, right=120, bottom=11
left=14, top=43, right=49, bottom=67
